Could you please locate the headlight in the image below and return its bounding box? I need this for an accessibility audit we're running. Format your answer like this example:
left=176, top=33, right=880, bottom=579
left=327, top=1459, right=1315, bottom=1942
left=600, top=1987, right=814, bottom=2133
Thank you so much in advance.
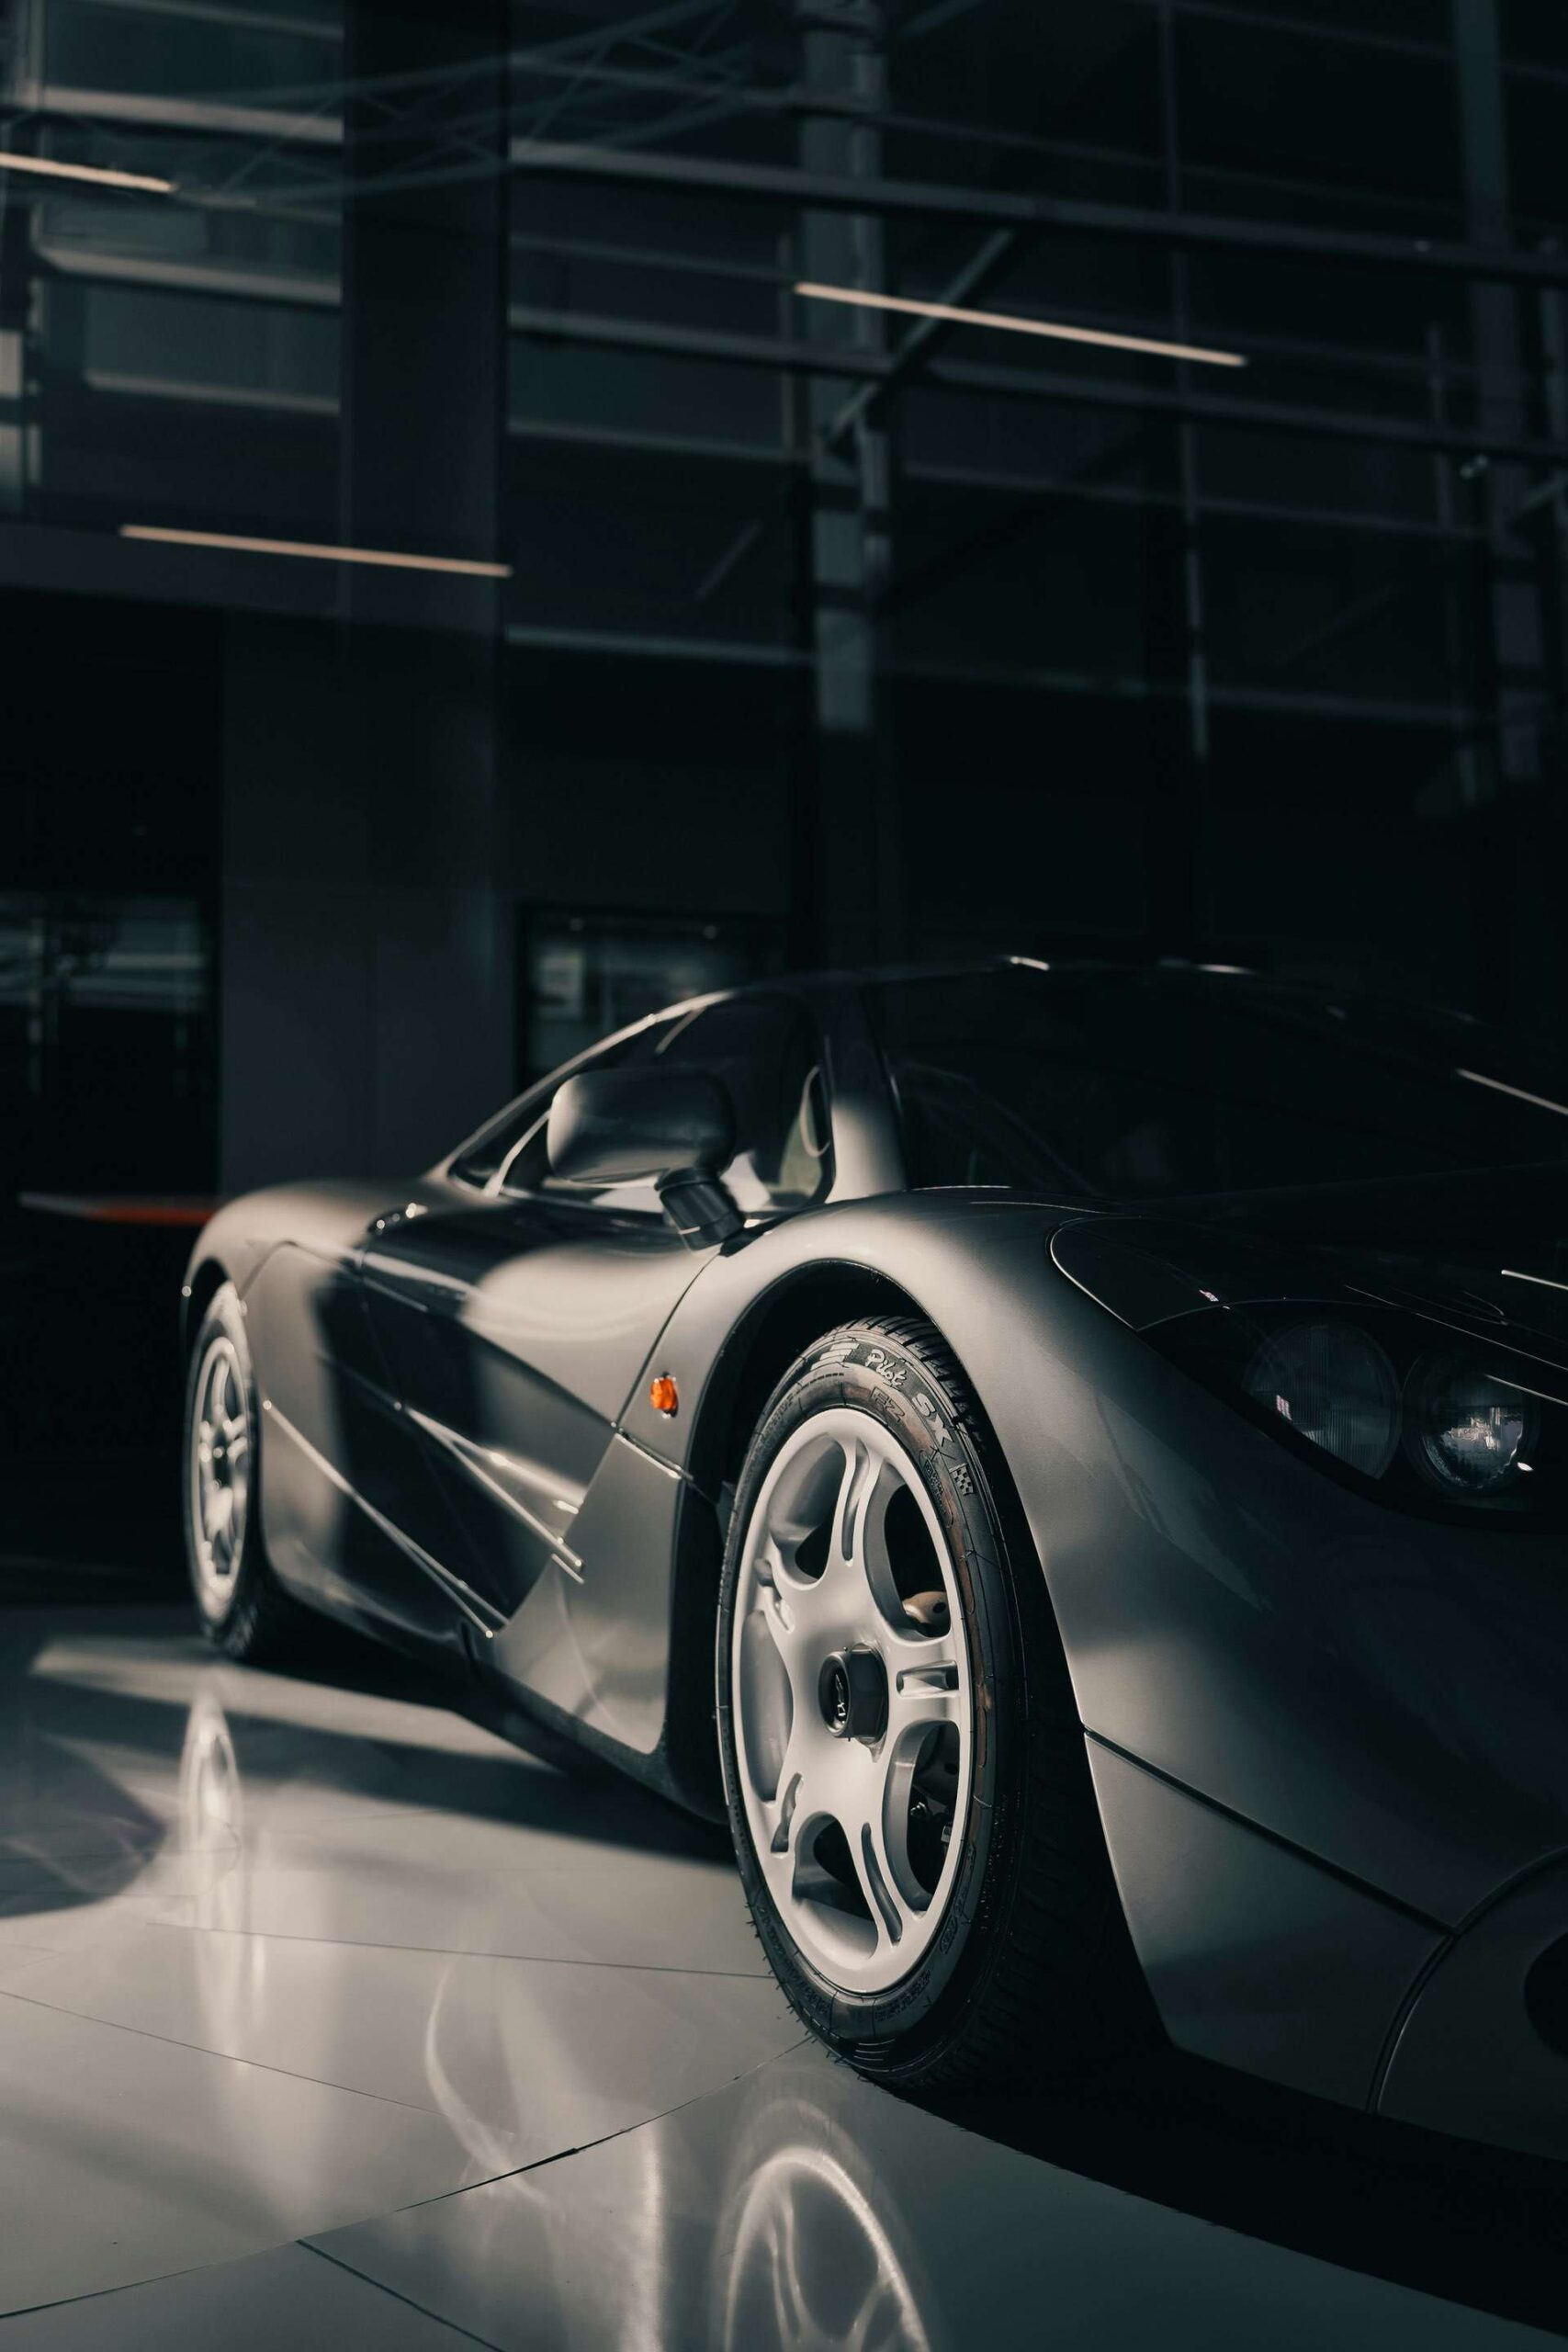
left=1241, top=1321, right=1399, bottom=1478
left=1403, top=1348, right=1538, bottom=1495
left=1149, top=1302, right=1559, bottom=1521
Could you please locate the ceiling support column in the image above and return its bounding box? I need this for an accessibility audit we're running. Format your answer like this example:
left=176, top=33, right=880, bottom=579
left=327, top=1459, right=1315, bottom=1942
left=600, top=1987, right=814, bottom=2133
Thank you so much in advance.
left=220, top=0, right=513, bottom=1189
left=794, top=0, right=902, bottom=966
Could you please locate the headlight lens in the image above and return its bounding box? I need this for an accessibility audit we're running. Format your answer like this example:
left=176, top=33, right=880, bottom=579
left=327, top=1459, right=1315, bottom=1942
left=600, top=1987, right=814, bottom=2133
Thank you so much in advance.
left=1150, top=1298, right=1560, bottom=1520
left=1404, top=1349, right=1537, bottom=1494
left=1241, top=1320, right=1400, bottom=1478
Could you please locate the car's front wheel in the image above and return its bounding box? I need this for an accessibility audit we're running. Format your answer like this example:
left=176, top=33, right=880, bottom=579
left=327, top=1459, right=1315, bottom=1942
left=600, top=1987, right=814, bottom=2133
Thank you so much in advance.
left=184, top=1282, right=309, bottom=1665
left=716, top=1315, right=1136, bottom=2094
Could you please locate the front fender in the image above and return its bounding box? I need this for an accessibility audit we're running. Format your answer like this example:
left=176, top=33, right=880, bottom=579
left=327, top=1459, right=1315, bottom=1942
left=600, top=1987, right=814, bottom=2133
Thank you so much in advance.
left=623, top=1193, right=1568, bottom=1930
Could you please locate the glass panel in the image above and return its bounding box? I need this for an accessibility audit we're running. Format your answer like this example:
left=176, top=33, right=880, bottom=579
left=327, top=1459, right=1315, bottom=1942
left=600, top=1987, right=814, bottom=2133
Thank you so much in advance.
left=654, top=995, right=833, bottom=1214
left=519, top=908, right=786, bottom=1084
left=866, top=965, right=1568, bottom=1200
left=0, top=893, right=213, bottom=1196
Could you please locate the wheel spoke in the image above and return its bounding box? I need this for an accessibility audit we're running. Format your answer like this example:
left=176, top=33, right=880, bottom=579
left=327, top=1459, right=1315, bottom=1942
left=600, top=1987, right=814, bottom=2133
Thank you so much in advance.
left=757, top=1738, right=809, bottom=1862
left=886, top=1639, right=962, bottom=1733
left=842, top=1760, right=921, bottom=1953
left=827, top=1433, right=879, bottom=1595
left=752, top=1538, right=809, bottom=1691
left=220, top=1523, right=237, bottom=1574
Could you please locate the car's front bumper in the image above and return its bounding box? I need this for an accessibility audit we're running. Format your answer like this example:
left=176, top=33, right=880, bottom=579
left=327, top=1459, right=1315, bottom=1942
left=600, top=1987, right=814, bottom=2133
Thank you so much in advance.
left=1378, top=1855, right=1568, bottom=2161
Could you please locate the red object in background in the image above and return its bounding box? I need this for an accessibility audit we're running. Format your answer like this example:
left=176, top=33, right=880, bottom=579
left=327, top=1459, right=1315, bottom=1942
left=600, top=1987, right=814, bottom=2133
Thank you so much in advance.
left=18, top=1193, right=220, bottom=1228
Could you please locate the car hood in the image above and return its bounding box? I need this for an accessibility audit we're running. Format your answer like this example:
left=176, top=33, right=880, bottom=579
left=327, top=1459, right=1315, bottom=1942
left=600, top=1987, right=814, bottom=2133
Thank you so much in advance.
left=1050, top=1157, right=1568, bottom=1385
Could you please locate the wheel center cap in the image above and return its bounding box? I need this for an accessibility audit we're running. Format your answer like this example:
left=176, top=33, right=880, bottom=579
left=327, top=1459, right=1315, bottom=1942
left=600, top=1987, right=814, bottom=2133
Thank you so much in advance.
left=818, top=1646, right=887, bottom=1743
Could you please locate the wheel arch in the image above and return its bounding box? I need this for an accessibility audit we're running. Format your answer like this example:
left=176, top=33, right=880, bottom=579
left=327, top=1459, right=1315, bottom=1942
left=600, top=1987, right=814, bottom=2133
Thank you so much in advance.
left=181, top=1255, right=231, bottom=1358
left=655, top=1265, right=921, bottom=1811
left=686, top=1261, right=924, bottom=1504
left=662, top=1260, right=1039, bottom=1814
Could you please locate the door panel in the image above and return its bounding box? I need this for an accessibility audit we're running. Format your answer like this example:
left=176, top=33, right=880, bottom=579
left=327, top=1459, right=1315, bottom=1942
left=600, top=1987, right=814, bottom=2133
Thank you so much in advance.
left=242, top=1230, right=482, bottom=1646
left=355, top=989, right=832, bottom=1677
left=361, top=1193, right=701, bottom=1623
left=492, top=1430, right=686, bottom=1755
left=258, top=1383, right=484, bottom=1657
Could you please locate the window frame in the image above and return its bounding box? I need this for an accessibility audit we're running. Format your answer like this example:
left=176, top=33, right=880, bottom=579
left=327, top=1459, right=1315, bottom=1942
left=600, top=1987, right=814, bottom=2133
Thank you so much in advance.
left=443, top=1006, right=688, bottom=1199
left=442, top=987, right=841, bottom=1221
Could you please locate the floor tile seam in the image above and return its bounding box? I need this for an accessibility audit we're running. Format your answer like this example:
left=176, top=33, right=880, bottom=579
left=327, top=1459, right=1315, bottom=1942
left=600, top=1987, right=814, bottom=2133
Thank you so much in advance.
left=0, top=1983, right=446, bottom=2116
left=3, top=1812, right=726, bottom=1860
left=0, top=2243, right=497, bottom=2344
left=0, top=2255, right=223, bottom=2327
left=93, top=1913, right=775, bottom=1977
left=337, top=2033, right=818, bottom=2226
left=205, top=1850, right=735, bottom=1879
left=300, top=2241, right=510, bottom=2349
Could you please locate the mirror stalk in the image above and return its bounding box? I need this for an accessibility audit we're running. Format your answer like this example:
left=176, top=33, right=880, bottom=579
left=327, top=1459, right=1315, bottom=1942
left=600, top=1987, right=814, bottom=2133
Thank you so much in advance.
left=658, top=1169, right=744, bottom=1250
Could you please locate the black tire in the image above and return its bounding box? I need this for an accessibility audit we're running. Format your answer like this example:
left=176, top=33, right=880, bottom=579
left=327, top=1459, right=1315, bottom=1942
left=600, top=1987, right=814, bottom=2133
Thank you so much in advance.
left=716, top=1314, right=1143, bottom=2095
left=183, top=1282, right=312, bottom=1666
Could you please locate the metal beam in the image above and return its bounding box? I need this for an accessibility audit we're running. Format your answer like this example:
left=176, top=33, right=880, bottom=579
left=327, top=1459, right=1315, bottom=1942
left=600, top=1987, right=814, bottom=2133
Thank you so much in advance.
left=33, top=2, right=728, bottom=137
left=505, top=138, right=1568, bottom=290
left=927, top=351, right=1568, bottom=469
left=75, top=0, right=342, bottom=39
left=0, top=507, right=1494, bottom=731
left=35, top=228, right=1568, bottom=470
left=135, top=113, right=1568, bottom=295
left=56, top=367, right=1505, bottom=548
left=1124, top=0, right=1448, bottom=63
left=508, top=301, right=879, bottom=374
left=508, top=306, right=1568, bottom=470
left=39, top=83, right=343, bottom=146
left=39, top=243, right=338, bottom=306
left=500, top=616, right=1485, bottom=729
left=81, top=367, right=335, bottom=416
left=41, top=210, right=1519, bottom=395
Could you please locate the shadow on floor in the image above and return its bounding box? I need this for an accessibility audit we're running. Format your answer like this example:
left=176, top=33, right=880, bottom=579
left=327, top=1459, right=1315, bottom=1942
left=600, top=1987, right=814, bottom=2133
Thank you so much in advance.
left=932, top=2038, right=1568, bottom=2337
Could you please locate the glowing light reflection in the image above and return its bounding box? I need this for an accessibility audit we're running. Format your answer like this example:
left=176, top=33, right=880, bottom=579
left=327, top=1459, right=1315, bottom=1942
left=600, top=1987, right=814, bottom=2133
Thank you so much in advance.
left=119, top=526, right=512, bottom=578
left=795, top=281, right=1247, bottom=368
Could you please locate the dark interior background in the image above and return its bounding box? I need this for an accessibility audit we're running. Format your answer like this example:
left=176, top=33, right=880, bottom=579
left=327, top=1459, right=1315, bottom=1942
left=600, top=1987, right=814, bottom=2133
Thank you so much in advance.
left=2, top=0, right=1567, bottom=1549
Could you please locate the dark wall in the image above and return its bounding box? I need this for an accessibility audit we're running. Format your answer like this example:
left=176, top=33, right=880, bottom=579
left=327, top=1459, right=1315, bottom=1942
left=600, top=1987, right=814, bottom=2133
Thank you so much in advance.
left=0, top=587, right=220, bottom=1198
left=0, top=587, right=219, bottom=901
left=502, top=650, right=794, bottom=921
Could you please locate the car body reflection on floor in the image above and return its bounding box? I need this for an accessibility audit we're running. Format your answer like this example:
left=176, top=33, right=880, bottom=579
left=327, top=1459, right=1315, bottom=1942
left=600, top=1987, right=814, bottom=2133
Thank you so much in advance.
left=0, top=1600, right=1559, bottom=2347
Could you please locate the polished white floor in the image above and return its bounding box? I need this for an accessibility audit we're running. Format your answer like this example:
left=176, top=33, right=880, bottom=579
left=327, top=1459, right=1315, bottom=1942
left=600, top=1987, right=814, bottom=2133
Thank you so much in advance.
left=0, top=1602, right=1556, bottom=2348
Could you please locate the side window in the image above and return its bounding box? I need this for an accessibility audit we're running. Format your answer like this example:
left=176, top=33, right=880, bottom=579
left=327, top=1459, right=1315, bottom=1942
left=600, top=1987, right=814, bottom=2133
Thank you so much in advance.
left=448, top=1080, right=554, bottom=1189
left=499, top=1021, right=674, bottom=1210
left=655, top=994, right=833, bottom=1214
left=449, top=1022, right=671, bottom=1199
left=486, top=994, right=833, bottom=1216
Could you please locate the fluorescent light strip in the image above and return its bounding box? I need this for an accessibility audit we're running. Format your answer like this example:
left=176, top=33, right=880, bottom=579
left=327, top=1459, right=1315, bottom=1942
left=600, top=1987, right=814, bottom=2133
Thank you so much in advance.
left=119, top=526, right=512, bottom=579
left=795, top=282, right=1247, bottom=369
left=1455, top=1067, right=1568, bottom=1119
left=1502, top=1267, right=1568, bottom=1295
left=0, top=149, right=175, bottom=194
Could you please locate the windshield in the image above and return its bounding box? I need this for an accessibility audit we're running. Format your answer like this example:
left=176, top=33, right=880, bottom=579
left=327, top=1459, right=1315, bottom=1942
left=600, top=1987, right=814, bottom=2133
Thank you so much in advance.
left=864, top=967, right=1568, bottom=1202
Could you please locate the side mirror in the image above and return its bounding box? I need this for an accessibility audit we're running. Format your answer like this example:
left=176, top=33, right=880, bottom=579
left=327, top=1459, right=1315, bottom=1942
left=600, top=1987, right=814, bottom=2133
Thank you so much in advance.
left=546, top=1069, right=743, bottom=1249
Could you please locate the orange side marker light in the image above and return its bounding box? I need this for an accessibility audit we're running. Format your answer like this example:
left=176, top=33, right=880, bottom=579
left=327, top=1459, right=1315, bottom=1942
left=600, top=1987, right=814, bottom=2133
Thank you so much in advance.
left=649, top=1374, right=679, bottom=1417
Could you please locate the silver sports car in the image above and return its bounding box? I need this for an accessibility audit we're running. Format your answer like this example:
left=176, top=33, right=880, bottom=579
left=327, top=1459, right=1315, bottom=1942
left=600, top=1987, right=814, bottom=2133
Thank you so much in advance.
left=181, top=960, right=1568, bottom=2160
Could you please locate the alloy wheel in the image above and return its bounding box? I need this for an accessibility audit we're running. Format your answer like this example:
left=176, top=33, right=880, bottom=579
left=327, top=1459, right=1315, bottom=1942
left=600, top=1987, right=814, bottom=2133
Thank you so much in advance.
left=731, top=1407, right=974, bottom=1995
left=189, top=1334, right=252, bottom=1619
